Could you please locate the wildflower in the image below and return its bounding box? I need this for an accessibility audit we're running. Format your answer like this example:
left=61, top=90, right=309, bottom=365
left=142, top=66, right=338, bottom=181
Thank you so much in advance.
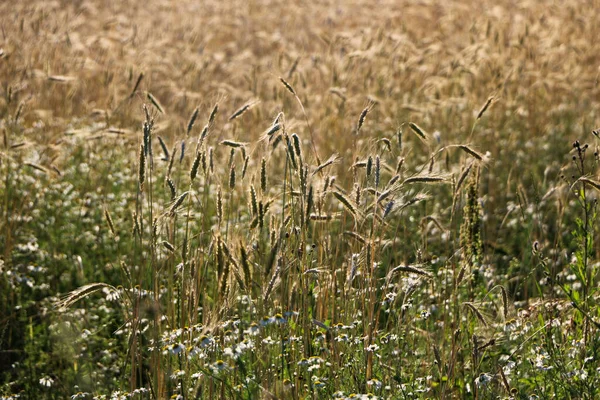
left=233, top=384, right=243, bottom=393
left=503, top=361, right=516, bottom=375
left=504, top=319, right=520, bottom=332
left=273, top=313, right=287, bottom=324
left=367, top=379, right=382, bottom=390
left=298, top=358, right=309, bottom=367
left=335, top=333, right=350, bottom=342
left=103, top=287, right=120, bottom=301
left=168, top=343, right=185, bottom=355
left=262, top=336, right=276, bottom=345
left=309, top=356, right=324, bottom=364
left=198, top=335, right=214, bottom=348
left=223, top=347, right=235, bottom=358
left=305, top=356, right=323, bottom=371
left=39, top=376, right=54, bottom=387
left=308, top=364, right=320, bottom=372
left=211, top=360, right=229, bottom=373
left=187, top=346, right=206, bottom=359
left=532, top=347, right=553, bottom=370
left=382, top=292, right=396, bottom=305
left=312, top=379, right=326, bottom=389
left=238, top=339, right=254, bottom=351
left=170, top=370, right=185, bottom=380
left=333, top=322, right=345, bottom=330
left=366, top=344, right=380, bottom=352
left=245, top=322, right=260, bottom=336
left=475, top=372, right=492, bottom=387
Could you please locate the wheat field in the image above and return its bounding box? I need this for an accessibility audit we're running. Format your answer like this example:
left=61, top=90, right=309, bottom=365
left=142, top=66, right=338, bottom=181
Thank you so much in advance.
left=2, top=0, right=600, bottom=399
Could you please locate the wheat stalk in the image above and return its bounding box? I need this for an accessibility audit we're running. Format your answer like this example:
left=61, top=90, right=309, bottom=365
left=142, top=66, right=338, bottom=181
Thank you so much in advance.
left=409, top=122, right=428, bottom=141
left=129, top=72, right=144, bottom=98
left=169, top=191, right=189, bottom=216
left=477, top=96, right=494, bottom=119
left=104, top=209, right=116, bottom=236
left=146, top=92, right=164, bottom=113
left=187, top=107, right=199, bottom=135
left=464, top=302, right=487, bottom=326
left=56, top=283, right=120, bottom=310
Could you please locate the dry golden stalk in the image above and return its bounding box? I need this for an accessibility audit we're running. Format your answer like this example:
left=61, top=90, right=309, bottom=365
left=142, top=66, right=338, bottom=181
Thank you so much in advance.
left=356, top=106, right=369, bottom=133
left=464, top=302, right=487, bottom=326
left=333, top=190, right=358, bottom=218
left=389, top=264, right=433, bottom=278
left=169, top=191, right=189, bottom=216
left=138, top=144, right=145, bottom=190
left=458, top=145, right=484, bottom=161
left=146, top=92, right=164, bottom=113
left=403, top=175, right=447, bottom=185
left=409, top=122, right=428, bottom=140
left=104, top=209, right=115, bottom=236
left=477, top=96, right=494, bottom=119
left=279, top=77, right=296, bottom=95
left=129, top=72, right=144, bottom=98
left=187, top=107, right=199, bottom=135
left=229, top=101, right=258, bottom=121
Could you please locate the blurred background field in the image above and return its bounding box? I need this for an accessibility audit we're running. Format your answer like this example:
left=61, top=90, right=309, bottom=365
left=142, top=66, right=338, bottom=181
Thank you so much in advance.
left=2, top=0, right=600, bottom=399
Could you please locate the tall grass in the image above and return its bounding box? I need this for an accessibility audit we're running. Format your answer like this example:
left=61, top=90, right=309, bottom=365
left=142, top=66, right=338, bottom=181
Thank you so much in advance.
left=1, top=0, right=600, bottom=399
